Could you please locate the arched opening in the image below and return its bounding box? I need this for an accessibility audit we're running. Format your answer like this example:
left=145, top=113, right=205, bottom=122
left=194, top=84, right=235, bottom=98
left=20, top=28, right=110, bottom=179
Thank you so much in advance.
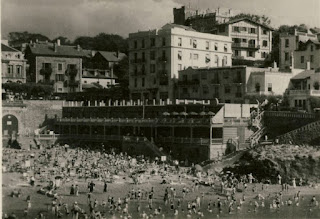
left=2, top=114, right=19, bottom=138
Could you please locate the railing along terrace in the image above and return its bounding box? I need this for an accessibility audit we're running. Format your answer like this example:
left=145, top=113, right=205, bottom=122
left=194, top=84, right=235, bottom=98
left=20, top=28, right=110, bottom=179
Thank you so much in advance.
left=2, top=100, right=27, bottom=107
left=264, top=111, right=315, bottom=119
left=57, top=117, right=211, bottom=125
left=62, top=99, right=213, bottom=107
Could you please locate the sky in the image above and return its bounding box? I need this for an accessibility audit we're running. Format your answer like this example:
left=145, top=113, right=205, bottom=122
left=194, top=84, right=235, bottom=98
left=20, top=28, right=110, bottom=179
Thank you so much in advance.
left=1, top=0, right=320, bottom=40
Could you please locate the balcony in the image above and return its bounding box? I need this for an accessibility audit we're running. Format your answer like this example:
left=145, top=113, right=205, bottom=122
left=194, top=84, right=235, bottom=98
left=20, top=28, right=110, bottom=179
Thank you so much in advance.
left=288, top=90, right=310, bottom=96
left=310, top=90, right=320, bottom=96
left=65, top=68, right=78, bottom=77
left=232, top=43, right=260, bottom=49
left=158, top=57, right=168, bottom=62
left=177, top=79, right=200, bottom=86
left=40, top=68, right=52, bottom=77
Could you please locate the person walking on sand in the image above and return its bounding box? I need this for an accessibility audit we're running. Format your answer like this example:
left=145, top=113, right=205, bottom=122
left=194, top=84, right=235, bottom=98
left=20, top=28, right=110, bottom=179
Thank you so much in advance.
left=292, top=178, right=296, bottom=188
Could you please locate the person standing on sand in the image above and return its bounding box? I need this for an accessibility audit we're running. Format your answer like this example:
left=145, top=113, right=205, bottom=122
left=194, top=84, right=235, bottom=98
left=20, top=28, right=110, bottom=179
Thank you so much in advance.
left=292, top=178, right=296, bottom=188
left=277, top=174, right=282, bottom=185
left=103, top=181, right=107, bottom=193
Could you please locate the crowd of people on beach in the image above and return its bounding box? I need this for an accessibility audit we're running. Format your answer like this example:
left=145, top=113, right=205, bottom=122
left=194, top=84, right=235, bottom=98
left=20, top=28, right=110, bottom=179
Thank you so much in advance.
left=2, top=143, right=320, bottom=219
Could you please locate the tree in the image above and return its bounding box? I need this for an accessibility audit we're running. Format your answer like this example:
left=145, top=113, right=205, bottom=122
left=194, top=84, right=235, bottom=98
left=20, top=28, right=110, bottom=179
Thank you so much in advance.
left=8, top=31, right=50, bottom=46
left=52, top=36, right=72, bottom=45
left=73, top=33, right=128, bottom=53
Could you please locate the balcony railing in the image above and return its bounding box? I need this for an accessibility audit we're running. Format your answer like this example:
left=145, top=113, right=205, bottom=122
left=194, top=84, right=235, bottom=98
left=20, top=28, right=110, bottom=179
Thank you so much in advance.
left=288, top=90, right=310, bottom=96
left=232, top=43, right=260, bottom=49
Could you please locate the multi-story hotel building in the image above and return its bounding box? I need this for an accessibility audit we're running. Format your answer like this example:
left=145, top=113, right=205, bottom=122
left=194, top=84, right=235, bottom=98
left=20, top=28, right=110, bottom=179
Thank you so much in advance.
left=1, top=43, right=27, bottom=83
left=212, top=18, right=273, bottom=65
left=128, top=23, right=232, bottom=101
left=279, top=29, right=318, bottom=70
left=177, top=64, right=303, bottom=103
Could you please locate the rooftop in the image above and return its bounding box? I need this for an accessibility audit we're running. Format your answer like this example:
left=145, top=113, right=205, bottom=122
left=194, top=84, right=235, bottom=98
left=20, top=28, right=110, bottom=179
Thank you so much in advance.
left=217, top=17, right=274, bottom=31
left=291, top=70, right=315, bottom=80
left=28, top=43, right=91, bottom=58
left=97, top=51, right=127, bottom=62
left=1, top=44, right=20, bottom=52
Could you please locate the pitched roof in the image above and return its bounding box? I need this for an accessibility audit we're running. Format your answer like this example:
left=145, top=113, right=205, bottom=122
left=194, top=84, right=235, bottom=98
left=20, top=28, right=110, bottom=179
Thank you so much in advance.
left=219, top=18, right=274, bottom=31
left=1, top=44, right=20, bottom=52
left=28, top=43, right=90, bottom=58
left=97, top=51, right=126, bottom=62
left=291, top=70, right=315, bottom=80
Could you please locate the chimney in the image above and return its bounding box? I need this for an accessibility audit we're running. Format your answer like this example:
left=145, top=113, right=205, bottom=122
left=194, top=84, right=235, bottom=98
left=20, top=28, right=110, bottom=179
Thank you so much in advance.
left=306, top=61, right=311, bottom=70
left=57, top=39, right=60, bottom=46
left=91, top=50, right=96, bottom=57
left=54, top=43, right=57, bottom=52
left=77, top=45, right=80, bottom=51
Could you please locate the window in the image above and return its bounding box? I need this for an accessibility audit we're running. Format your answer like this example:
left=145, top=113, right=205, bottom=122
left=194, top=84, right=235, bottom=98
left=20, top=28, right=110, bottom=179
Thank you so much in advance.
left=235, top=50, right=240, bottom=57
left=263, top=29, right=267, bottom=35
left=255, top=83, right=260, bottom=92
left=223, top=56, right=227, bottom=66
left=84, top=81, right=87, bottom=84
left=193, top=54, right=199, bottom=60
left=162, top=37, right=166, bottom=46
left=206, top=41, right=209, bottom=50
left=248, top=51, right=255, bottom=57
left=241, top=27, right=247, bottom=32
left=233, top=26, right=240, bottom=32
left=263, top=40, right=268, bottom=47
left=301, top=56, right=304, bottom=63
left=58, top=88, right=63, bottom=92
left=178, top=37, right=182, bottom=46
left=295, top=100, right=298, bottom=107
left=285, top=39, right=289, bottom=48
left=285, top=52, right=289, bottom=61
left=268, top=83, right=272, bottom=92
left=214, top=43, right=218, bottom=51
left=134, top=40, right=137, bottom=49
left=134, top=66, right=138, bottom=75
left=142, top=52, right=145, bottom=61
left=42, top=63, right=51, bottom=69
left=16, top=65, right=22, bottom=74
left=150, top=51, right=155, bottom=60
left=192, top=87, right=198, bottom=93
left=58, top=63, right=63, bottom=71
left=201, top=72, right=207, bottom=80
left=249, top=28, right=256, bottom=34
left=224, top=86, right=231, bottom=94
left=261, top=52, right=267, bottom=58
left=134, top=53, right=138, bottom=62
left=310, top=55, right=314, bottom=63
left=205, top=54, right=210, bottom=63
left=150, top=64, right=155, bottom=73
left=242, top=38, right=247, bottom=43
left=55, top=74, right=64, bottom=82
left=224, top=44, right=228, bottom=52
left=142, top=39, right=145, bottom=48
left=153, top=78, right=157, bottom=84
left=142, top=78, right=145, bottom=87
left=134, top=78, right=137, bottom=87
left=178, top=51, right=182, bottom=60
left=141, top=65, right=145, bottom=75
left=311, top=45, right=314, bottom=51
left=190, top=53, right=192, bottom=59
left=178, top=64, right=182, bottom=71
left=193, top=39, right=197, bottom=48
left=150, top=38, right=155, bottom=47
left=223, top=71, right=229, bottom=79
left=215, top=55, right=219, bottom=64
left=182, top=75, right=187, bottom=81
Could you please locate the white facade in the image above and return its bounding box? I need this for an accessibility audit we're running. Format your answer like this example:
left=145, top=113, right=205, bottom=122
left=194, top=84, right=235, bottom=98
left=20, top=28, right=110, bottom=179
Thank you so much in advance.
left=128, top=23, right=232, bottom=101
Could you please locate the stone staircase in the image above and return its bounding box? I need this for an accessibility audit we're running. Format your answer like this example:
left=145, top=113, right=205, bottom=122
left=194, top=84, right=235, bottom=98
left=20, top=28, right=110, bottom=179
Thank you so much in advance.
left=278, top=120, right=320, bottom=145
left=246, top=111, right=266, bottom=147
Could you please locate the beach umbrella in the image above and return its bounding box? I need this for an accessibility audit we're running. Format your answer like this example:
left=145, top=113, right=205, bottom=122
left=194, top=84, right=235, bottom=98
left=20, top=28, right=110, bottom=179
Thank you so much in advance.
left=207, top=111, right=215, bottom=116
left=172, top=112, right=179, bottom=116
left=199, top=111, right=207, bottom=116
left=189, top=112, right=198, bottom=116
left=162, top=112, right=170, bottom=116
left=180, top=111, right=188, bottom=118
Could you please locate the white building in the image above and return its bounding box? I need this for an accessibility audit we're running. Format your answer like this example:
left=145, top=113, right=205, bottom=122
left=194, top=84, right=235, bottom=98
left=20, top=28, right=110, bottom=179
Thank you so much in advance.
left=128, top=23, right=232, bottom=101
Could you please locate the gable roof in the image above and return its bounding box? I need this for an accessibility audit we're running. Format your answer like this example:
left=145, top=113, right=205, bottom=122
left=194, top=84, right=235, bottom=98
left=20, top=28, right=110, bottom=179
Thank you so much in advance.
left=97, top=51, right=126, bottom=62
left=28, top=43, right=90, bottom=58
left=291, top=70, right=315, bottom=80
left=219, top=18, right=274, bottom=31
left=1, top=44, right=20, bottom=52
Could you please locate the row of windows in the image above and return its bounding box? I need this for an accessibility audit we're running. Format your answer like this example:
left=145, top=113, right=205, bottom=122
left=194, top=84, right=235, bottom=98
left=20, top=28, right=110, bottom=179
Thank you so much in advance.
left=182, top=86, right=242, bottom=96
left=41, top=63, right=76, bottom=70
left=132, top=37, right=229, bottom=51
left=300, top=55, right=314, bottom=63
left=232, top=26, right=268, bottom=35
left=7, top=65, right=22, bottom=74
left=232, top=38, right=268, bottom=47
